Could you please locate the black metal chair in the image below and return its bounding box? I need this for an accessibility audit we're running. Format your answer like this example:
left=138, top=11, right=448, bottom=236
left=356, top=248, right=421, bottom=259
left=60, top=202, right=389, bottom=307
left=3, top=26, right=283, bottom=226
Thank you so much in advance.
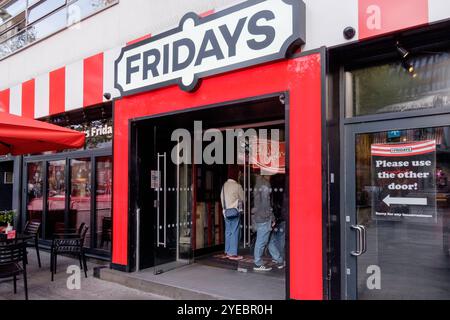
left=0, top=241, right=28, bottom=300
left=100, top=217, right=112, bottom=248
left=50, top=224, right=88, bottom=281
left=23, top=221, right=42, bottom=268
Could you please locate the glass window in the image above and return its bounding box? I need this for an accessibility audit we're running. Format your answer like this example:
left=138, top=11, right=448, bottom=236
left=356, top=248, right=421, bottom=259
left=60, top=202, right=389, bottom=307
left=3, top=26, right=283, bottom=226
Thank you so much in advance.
left=27, top=7, right=67, bottom=44
left=27, top=0, right=65, bottom=24
left=70, top=158, right=92, bottom=247
left=347, top=51, right=450, bottom=117
left=0, top=28, right=26, bottom=58
left=0, top=11, right=25, bottom=41
left=26, top=162, right=44, bottom=227
left=0, top=0, right=26, bottom=25
left=355, top=127, right=450, bottom=299
left=68, top=0, right=116, bottom=22
left=94, top=156, right=112, bottom=251
left=69, top=118, right=113, bottom=150
left=27, top=0, right=40, bottom=7
left=0, top=0, right=118, bottom=59
left=46, top=160, right=66, bottom=239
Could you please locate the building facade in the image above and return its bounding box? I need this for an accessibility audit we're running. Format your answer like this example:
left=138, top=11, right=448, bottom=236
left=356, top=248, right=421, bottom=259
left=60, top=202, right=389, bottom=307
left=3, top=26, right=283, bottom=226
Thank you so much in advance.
left=1, top=0, right=450, bottom=300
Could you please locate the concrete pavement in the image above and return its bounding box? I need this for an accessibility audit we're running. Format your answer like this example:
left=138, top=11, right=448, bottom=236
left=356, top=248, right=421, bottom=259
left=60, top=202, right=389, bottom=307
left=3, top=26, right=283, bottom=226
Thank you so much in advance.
left=0, top=249, right=167, bottom=300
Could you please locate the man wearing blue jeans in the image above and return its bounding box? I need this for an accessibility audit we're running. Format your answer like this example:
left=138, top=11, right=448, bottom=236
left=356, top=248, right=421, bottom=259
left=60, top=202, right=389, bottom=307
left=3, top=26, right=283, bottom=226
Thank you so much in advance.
left=252, top=175, right=284, bottom=271
left=221, top=166, right=244, bottom=260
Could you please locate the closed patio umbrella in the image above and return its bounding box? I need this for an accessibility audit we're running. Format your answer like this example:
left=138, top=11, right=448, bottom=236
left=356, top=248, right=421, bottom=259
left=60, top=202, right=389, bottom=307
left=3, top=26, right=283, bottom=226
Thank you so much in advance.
left=0, top=112, right=85, bottom=155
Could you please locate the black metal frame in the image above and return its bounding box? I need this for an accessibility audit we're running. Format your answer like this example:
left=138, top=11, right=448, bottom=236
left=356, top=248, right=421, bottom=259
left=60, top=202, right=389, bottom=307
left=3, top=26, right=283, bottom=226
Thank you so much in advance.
left=330, top=20, right=450, bottom=300
left=21, top=147, right=112, bottom=258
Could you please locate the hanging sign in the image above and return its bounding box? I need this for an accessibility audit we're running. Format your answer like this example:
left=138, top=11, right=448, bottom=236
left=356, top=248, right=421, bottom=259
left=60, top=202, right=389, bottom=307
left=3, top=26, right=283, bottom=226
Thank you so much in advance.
left=371, top=140, right=437, bottom=221
left=115, top=0, right=305, bottom=96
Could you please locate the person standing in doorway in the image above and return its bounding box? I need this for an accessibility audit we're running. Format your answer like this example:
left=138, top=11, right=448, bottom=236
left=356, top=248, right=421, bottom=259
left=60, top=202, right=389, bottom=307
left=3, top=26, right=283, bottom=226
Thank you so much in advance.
left=220, top=166, right=244, bottom=261
left=252, top=174, right=284, bottom=271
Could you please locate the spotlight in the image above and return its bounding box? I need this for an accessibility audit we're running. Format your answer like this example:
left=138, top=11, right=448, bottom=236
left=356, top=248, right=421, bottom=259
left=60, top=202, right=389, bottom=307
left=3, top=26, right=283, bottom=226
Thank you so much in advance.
left=396, top=42, right=410, bottom=59
left=402, top=60, right=415, bottom=74
left=103, top=92, right=112, bottom=100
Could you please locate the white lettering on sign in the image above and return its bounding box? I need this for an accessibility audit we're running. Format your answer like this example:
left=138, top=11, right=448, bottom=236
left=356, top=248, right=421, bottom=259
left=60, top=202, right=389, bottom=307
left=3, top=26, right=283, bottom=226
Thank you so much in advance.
left=114, top=0, right=305, bottom=96
left=84, top=124, right=113, bottom=138
left=366, top=4, right=382, bottom=30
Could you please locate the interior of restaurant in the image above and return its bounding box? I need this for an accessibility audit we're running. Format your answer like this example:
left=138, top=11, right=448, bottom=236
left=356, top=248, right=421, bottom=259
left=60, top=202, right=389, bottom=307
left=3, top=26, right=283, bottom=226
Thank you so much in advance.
left=132, top=96, right=288, bottom=291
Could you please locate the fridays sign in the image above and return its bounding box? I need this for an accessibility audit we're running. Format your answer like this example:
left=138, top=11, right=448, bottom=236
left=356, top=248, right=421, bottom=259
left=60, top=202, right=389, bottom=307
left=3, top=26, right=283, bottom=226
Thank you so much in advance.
left=114, top=0, right=305, bottom=96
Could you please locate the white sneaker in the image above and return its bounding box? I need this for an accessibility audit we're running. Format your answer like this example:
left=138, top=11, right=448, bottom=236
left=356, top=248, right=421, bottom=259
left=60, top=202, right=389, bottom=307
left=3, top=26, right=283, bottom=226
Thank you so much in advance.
left=253, top=265, right=272, bottom=272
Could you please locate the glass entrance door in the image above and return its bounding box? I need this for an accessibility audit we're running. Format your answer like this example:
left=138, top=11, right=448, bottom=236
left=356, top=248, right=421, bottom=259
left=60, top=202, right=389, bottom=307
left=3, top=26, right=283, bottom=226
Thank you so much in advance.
left=153, top=128, right=192, bottom=274
left=345, top=116, right=450, bottom=299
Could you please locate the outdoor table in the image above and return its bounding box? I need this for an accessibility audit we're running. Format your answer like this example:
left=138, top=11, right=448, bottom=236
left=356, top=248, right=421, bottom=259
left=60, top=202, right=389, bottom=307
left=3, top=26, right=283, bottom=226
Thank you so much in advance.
left=0, top=233, right=34, bottom=244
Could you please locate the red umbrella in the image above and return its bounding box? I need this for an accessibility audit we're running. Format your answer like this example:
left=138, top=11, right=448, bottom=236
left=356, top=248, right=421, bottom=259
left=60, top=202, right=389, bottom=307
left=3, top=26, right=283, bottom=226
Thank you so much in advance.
left=0, top=112, right=85, bottom=155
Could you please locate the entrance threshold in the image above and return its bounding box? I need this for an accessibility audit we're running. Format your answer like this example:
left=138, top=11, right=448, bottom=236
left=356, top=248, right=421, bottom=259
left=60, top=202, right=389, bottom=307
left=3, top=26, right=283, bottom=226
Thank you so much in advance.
left=97, top=263, right=285, bottom=300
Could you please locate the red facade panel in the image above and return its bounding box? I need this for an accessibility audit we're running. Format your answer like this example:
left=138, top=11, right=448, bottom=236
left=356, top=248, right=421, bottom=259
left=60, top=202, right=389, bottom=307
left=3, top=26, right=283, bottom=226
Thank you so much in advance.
left=0, top=89, right=9, bottom=113
left=83, top=53, right=104, bottom=108
left=112, top=53, right=324, bottom=300
left=21, top=79, right=35, bottom=119
left=49, top=67, right=66, bottom=116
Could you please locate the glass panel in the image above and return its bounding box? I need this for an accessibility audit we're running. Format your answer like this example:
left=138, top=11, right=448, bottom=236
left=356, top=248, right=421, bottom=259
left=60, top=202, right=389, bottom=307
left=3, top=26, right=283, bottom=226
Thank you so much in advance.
left=348, top=51, right=450, bottom=117
left=0, top=28, right=27, bottom=59
left=27, top=7, right=67, bottom=45
left=355, top=127, right=450, bottom=299
left=68, top=0, right=117, bottom=22
left=26, top=162, right=44, bottom=226
left=27, top=0, right=40, bottom=8
left=153, top=128, right=192, bottom=274
left=68, top=118, right=113, bottom=150
left=0, top=0, right=26, bottom=24
left=70, top=158, right=91, bottom=247
left=0, top=11, right=25, bottom=41
left=94, top=156, right=112, bottom=251
left=28, top=0, right=65, bottom=24
left=46, top=160, right=66, bottom=238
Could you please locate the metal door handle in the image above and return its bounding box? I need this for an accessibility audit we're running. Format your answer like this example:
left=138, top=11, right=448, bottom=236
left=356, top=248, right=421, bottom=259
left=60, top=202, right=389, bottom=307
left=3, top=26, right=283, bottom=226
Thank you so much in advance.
left=360, top=225, right=367, bottom=254
left=351, top=225, right=364, bottom=256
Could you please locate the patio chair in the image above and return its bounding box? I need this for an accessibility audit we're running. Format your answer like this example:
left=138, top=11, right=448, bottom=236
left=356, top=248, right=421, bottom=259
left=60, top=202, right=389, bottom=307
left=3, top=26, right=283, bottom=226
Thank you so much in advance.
left=100, top=217, right=112, bottom=248
left=0, top=241, right=28, bottom=300
left=50, top=224, right=88, bottom=281
left=23, top=221, right=42, bottom=268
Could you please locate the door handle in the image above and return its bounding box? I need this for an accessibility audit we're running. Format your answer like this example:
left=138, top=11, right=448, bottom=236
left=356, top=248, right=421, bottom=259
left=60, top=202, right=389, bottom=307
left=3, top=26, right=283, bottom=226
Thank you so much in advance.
left=360, top=225, right=367, bottom=254
left=351, top=225, right=364, bottom=256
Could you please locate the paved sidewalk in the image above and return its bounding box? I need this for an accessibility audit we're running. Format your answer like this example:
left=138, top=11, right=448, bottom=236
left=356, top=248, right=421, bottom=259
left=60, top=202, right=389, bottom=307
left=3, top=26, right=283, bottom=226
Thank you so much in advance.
left=0, top=249, right=166, bottom=300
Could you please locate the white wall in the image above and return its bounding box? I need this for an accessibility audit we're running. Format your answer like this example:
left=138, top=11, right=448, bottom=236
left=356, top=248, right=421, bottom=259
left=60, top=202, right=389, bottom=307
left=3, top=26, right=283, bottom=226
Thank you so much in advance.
left=0, top=0, right=243, bottom=90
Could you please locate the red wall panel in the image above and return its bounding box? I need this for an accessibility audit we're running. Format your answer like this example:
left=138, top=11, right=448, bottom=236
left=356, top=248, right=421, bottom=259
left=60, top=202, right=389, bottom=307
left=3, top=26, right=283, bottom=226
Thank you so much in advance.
left=113, top=53, right=324, bottom=299
left=83, top=53, right=104, bottom=107
left=0, top=89, right=9, bottom=113
left=21, top=79, right=35, bottom=119
left=49, top=67, right=66, bottom=115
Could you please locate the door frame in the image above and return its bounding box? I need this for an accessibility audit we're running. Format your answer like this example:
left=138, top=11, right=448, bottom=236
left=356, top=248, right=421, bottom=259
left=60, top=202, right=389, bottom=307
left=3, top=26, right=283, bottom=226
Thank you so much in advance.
left=341, top=112, right=450, bottom=299
left=129, top=92, right=291, bottom=273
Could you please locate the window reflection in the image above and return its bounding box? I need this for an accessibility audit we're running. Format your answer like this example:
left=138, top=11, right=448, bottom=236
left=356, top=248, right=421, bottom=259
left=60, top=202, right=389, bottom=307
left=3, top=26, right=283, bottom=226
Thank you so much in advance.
left=0, top=0, right=118, bottom=59
left=347, top=51, right=450, bottom=117
left=95, top=156, right=112, bottom=251
left=356, top=127, right=450, bottom=299
left=70, top=158, right=91, bottom=247
left=26, top=162, right=43, bottom=226
left=28, top=0, right=65, bottom=24
left=0, top=0, right=26, bottom=24
left=46, top=160, right=66, bottom=239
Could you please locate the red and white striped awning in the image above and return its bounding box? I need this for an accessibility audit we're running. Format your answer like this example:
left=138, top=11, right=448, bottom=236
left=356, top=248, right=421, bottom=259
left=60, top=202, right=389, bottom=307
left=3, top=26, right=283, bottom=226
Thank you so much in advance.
left=0, top=0, right=449, bottom=120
